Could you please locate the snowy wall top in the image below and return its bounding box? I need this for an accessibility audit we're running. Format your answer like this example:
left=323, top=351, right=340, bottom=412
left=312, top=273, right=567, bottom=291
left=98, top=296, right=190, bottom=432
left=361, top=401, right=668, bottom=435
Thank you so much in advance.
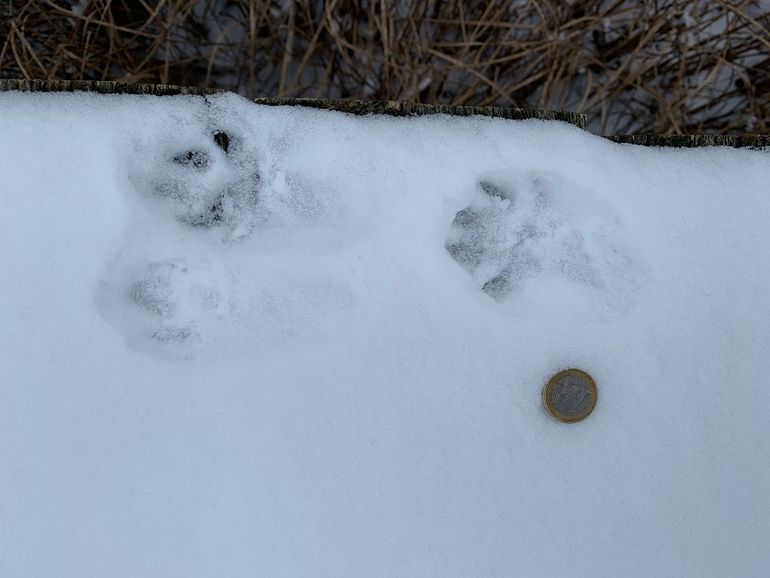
left=2, top=79, right=770, bottom=577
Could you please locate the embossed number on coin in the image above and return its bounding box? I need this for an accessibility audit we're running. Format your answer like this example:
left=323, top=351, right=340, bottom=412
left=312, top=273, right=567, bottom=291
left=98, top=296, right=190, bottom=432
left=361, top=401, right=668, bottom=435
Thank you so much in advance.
left=543, top=369, right=597, bottom=423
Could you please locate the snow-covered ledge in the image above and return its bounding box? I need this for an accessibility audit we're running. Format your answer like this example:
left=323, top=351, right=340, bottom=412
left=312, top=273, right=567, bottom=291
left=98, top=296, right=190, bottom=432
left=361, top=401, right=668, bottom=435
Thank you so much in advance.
left=1, top=83, right=768, bottom=577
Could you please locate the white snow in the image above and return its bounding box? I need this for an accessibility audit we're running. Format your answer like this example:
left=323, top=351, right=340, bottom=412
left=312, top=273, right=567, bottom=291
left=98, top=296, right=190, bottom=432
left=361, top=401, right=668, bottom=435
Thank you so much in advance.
left=1, top=91, right=770, bottom=577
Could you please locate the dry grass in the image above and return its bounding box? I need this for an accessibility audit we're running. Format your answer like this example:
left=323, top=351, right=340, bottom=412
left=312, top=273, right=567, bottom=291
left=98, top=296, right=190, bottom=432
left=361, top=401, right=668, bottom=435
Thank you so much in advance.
left=2, top=0, right=769, bottom=134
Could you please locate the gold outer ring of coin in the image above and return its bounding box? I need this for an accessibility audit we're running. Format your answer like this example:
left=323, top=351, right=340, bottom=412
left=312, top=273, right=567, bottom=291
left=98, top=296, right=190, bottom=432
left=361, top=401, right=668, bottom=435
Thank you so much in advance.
left=542, top=368, right=598, bottom=423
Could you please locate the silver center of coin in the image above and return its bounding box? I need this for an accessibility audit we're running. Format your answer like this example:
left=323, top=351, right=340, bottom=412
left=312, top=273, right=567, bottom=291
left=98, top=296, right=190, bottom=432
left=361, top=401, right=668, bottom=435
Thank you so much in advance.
left=550, top=373, right=593, bottom=417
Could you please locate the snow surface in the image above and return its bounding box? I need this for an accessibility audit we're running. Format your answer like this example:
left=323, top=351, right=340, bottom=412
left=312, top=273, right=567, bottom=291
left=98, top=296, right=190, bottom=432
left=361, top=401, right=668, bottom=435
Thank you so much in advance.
left=1, top=91, right=769, bottom=577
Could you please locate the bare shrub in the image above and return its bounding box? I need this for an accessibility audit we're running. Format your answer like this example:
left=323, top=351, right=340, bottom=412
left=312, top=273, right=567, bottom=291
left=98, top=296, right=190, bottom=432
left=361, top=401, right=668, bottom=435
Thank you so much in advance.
left=2, top=0, right=768, bottom=134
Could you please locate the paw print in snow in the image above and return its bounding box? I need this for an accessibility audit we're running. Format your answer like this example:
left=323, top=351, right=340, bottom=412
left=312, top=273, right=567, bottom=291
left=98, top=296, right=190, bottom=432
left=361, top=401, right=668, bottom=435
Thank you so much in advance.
left=129, top=129, right=261, bottom=242
left=446, top=172, right=648, bottom=318
left=127, top=258, right=223, bottom=346
left=100, top=123, right=351, bottom=357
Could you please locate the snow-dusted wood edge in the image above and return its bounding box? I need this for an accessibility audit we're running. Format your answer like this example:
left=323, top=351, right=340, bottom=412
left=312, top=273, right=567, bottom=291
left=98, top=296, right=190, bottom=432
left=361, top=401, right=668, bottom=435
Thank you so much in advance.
left=3, top=79, right=768, bottom=148
left=0, top=79, right=219, bottom=97
left=251, top=96, right=586, bottom=128
left=0, top=79, right=585, bottom=128
left=607, top=134, right=770, bottom=149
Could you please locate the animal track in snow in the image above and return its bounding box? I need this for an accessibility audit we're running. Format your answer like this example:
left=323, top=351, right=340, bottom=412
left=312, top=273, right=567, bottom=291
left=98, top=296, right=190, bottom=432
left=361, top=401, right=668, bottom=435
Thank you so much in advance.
left=128, top=123, right=333, bottom=244
left=99, top=253, right=355, bottom=358
left=446, top=172, right=649, bottom=319
left=127, top=258, right=222, bottom=345
left=128, top=128, right=264, bottom=243
left=99, top=122, right=354, bottom=358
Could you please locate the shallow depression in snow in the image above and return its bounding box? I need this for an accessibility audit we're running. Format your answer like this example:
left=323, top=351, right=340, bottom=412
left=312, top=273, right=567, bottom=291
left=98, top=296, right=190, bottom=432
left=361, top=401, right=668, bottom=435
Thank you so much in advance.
left=446, top=170, right=650, bottom=320
left=98, top=99, right=364, bottom=357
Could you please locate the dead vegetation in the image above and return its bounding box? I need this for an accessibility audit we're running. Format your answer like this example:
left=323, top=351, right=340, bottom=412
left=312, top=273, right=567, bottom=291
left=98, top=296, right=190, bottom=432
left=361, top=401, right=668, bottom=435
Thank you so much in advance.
left=2, top=0, right=769, bottom=134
